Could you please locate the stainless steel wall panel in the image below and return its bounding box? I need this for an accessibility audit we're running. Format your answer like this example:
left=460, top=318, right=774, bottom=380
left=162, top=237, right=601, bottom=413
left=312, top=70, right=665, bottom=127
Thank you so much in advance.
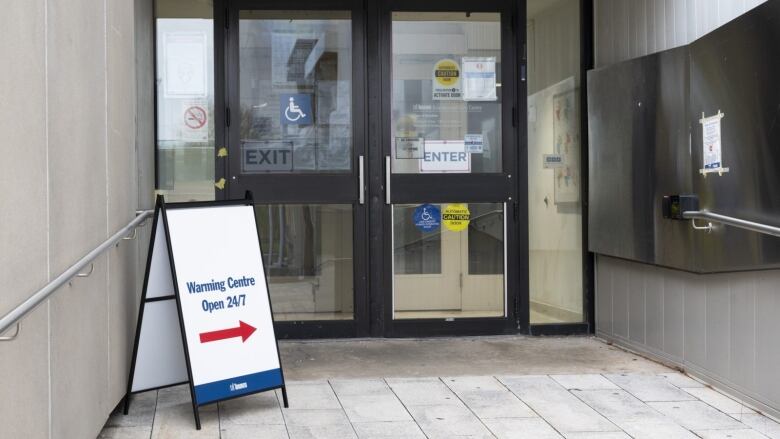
left=589, top=0, right=780, bottom=273
left=729, top=272, right=756, bottom=391
left=662, top=271, right=685, bottom=361
left=628, top=268, right=646, bottom=344
left=689, top=0, right=780, bottom=271
left=644, top=265, right=665, bottom=352
left=588, top=47, right=695, bottom=270
left=683, top=276, right=707, bottom=368
left=597, top=255, right=780, bottom=421
left=755, top=271, right=780, bottom=404
left=704, top=275, right=731, bottom=378
left=596, top=257, right=613, bottom=334
left=611, top=260, right=630, bottom=339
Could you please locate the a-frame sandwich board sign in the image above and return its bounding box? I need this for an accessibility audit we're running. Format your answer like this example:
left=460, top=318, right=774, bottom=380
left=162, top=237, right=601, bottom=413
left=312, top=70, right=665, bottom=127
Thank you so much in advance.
left=124, top=194, right=288, bottom=429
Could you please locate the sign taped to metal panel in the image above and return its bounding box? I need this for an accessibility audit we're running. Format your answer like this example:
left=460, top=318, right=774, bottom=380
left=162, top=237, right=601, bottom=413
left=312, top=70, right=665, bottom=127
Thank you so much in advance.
left=699, top=111, right=729, bottom=176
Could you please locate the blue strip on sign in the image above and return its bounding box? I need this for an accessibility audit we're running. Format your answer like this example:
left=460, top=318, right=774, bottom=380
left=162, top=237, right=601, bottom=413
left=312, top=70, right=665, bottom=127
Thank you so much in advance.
left=194, top=368, right=283, bottom=405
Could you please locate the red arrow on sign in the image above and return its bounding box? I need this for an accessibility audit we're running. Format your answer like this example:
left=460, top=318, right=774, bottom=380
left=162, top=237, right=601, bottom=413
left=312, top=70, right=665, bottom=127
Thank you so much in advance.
left=199, top=321, right=257, bottom=344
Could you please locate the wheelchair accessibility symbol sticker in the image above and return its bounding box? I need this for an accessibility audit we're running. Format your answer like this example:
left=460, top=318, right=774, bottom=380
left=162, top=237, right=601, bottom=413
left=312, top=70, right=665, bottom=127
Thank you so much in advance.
left=280, top=94, right=312, bottom=125
left=413, top=204, right=441, bottom=233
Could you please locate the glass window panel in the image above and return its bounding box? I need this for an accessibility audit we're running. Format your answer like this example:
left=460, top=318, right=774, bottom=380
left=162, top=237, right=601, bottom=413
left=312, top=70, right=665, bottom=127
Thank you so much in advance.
left=391, top=12, right=502, bottom=174
left=239, top=11, right=352, bottom=174
left=155, top=0, right=216, bottom=202
left=393, top=203, right=504, bottom=320
left=256, top=204, right=353, bottom=321
left=468, top=204, right=504, bottom=275
left=527, top=0, right=584, bottom=324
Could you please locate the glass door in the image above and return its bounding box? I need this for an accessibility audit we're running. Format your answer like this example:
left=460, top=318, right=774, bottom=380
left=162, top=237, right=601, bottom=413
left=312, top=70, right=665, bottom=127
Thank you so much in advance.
left=379, top=1, right=520, bottom=335
left=222, top=0, right=368, bottom=337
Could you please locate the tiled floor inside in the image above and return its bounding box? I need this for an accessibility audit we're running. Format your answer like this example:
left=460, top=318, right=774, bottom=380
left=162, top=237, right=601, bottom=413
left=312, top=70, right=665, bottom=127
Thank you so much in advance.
left=102, top=372, right=780, bottom=439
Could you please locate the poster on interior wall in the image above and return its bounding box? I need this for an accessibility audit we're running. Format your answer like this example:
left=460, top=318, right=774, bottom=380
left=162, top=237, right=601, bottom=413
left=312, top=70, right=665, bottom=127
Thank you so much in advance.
left=163, top=32, right=208, bottom=98
left=552, top=89, right=580, bottom=203
left=462, top=57, right=497, bottom=101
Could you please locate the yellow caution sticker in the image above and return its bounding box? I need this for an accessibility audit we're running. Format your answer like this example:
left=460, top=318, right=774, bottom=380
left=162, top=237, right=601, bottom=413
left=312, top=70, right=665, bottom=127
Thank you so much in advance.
left=433, top=59, right=460, bottom=87
left=217, top=147, right=228, bottom=157
left=214, top=178, right=226, bottom=190
left=442, top=203, right=470, bottom=232
left=433, top=59, right=462, bottom=100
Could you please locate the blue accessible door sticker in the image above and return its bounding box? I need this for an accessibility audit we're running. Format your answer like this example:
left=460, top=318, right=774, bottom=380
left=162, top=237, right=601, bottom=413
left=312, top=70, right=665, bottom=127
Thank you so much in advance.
left=280, top=94, right=313, bottom=125
left=413, top=204, right=441, bottom=232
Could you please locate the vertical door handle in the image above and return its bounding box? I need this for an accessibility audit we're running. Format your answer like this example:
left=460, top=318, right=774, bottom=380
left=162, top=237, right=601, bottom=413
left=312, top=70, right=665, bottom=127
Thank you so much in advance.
left=358, top=155, right=365, bottom=205
left=385, top=156, right=391, bottom=205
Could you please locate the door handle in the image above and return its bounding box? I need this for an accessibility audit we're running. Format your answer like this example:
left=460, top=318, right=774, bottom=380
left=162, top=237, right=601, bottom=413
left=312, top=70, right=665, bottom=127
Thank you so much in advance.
left=385, top=155, right=391, bottom=205
left=358, top=155, right=365, bottom=205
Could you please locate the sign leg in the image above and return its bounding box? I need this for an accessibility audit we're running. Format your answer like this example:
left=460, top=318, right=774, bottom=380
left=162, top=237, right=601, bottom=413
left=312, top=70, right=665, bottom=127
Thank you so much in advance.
left=193, top=404, right=201, bottom=430
left=281, top=386, right=289, bottom=408
left=123, top=393, right=131, bottom=415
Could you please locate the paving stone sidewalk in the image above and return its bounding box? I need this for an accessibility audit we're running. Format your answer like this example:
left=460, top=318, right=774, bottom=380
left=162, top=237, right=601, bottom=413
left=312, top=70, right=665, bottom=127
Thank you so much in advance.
left=101, top=372, right=780, bottom=439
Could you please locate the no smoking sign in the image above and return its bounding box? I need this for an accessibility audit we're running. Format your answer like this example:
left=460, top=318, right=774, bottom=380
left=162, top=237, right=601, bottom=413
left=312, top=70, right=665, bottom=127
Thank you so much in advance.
left=184, top=105, right=207, bottom=129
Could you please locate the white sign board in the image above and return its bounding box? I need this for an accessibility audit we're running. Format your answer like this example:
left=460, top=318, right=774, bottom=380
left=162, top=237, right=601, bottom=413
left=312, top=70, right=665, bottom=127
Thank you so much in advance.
left=125, top=198, right=287, bottom=429
left=421, top=140, right=470, bottom=173
left=166, top=204, right=283, bottom=406
left=128, top=212, right=188, bottom=395
left=462, top=57, right=497, bottom=101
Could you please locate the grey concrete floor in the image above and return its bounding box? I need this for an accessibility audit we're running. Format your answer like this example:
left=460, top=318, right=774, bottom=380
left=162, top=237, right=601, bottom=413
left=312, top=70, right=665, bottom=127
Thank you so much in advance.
left=100, top=336, right=780, bottom=438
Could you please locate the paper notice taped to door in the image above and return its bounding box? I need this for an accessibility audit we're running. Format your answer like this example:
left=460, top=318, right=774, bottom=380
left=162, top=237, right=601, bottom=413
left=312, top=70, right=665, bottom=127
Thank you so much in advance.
left=462, top=57, right=497, bottom=101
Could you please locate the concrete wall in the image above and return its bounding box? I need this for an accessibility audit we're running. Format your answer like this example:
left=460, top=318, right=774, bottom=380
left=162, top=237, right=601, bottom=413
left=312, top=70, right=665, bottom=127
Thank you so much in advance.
left=592, top=0, right=780, bottom=418
left=0, top=0, right=155, bottom=437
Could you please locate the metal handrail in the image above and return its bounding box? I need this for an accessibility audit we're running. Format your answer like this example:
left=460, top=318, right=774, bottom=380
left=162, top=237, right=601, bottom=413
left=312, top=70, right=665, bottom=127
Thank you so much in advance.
left=683, top=210, right=780, bottom=238
left=0, top=210, right=154, bottom=340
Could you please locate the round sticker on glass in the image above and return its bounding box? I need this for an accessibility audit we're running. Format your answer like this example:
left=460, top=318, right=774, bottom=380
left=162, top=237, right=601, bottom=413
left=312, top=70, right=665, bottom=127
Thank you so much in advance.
left=433, top=59, right=460, bottom=87
left=442, top=204, right=471, bottom=232
left=413, top=204, right=441, bottom=233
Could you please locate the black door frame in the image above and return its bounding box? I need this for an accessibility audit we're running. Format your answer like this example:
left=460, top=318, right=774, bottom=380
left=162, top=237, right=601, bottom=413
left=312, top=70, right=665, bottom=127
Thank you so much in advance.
left=372, top=0, right=524, bottom=337
left=216, top=0, right=371, bottom=338
left=212, top=0, right=595, bottom=339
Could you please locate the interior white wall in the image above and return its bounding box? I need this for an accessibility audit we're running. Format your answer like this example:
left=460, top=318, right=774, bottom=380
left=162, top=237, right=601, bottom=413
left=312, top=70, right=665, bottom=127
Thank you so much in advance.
left=527, top=0, right=583, bottom=321
left=0, top=0, right=155, bottom=437
left=527, top=0, right=580, bottom=95
left=528, top=79, right=583, bottom=320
